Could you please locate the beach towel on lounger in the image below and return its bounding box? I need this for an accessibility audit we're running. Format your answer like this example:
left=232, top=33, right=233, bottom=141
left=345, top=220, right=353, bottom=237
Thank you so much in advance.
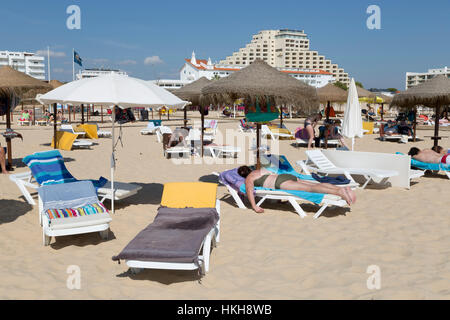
left=219, top=168, right=325, bottom=204
left=396, top=152, right=450, bottom=171
left=23, top=150, right=107, bottom=188
left=112, top=207, right=219, bottom=264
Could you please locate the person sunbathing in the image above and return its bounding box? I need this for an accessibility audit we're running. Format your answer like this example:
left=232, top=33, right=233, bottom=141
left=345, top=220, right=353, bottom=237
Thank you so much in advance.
left=431, top=145, right=449, bottom=155
left=237, top=165, right=356, bottom=213
left=408, top=147, right=450, bottom=165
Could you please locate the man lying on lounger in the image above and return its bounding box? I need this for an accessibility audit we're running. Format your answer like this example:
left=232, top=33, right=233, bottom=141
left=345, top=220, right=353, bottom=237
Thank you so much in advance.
left=408, top=147, right=450, bottom=165
left=237, top=166, right=356, bottom=213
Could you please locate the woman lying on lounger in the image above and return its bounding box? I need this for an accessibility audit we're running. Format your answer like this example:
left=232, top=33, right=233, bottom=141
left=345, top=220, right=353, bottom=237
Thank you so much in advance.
left=237, top=166, right=356, bottom=213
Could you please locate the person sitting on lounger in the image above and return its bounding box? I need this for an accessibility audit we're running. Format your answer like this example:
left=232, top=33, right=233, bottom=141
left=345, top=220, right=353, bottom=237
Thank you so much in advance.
left=408, top=147, right=450, bottom=165
left=237, top=165, right=356, bottom=213
left=383, top=121, right=399, bottom=135
left=320, top=121, right=350, bottom=149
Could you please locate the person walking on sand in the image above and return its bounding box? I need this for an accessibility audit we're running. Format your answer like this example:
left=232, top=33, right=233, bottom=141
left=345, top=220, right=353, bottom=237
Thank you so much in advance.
left=0, top=143, right=8, bottom=174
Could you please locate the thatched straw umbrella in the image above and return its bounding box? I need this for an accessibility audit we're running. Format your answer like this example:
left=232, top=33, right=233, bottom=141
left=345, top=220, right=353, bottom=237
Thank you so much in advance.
left=201, top=59, right=319, bottom=168
left=173, top=77, right=211, bottom=129
left=355, top=86, right=376, bottom=99
left=317, top=83, right=347, bottom=121
left=0, top=66, right=51, bottom=169
left=391, top=75, right=450, bottom=147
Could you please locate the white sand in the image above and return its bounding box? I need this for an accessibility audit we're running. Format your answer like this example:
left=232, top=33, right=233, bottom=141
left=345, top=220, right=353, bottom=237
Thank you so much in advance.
left=1, top=111, right=449, bottom=299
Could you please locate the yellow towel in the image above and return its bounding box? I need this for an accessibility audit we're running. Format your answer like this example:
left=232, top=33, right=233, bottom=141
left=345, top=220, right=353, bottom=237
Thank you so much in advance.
left=76, top=124, right=98, bottom=139
left=362, top=121, right=374, bottom=135
left=161, top=182, right=218, bottom=208
left=268, top=126, right=294, bottom=139
left=51, top=131, right=77, bottom=151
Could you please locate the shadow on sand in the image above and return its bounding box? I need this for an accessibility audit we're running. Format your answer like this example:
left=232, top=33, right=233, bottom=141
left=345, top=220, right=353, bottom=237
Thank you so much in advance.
left=0, top=199, right=33, bottom=224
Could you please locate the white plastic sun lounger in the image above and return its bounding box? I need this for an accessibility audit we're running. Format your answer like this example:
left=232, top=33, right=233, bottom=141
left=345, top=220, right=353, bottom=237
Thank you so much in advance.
left=60, top=124, right=86, bottom=137
left=298, top=150, right=399, bottom=189
left=10, top=171, right=142, bottom=206
left=295, top=138, right=341, bottom=148
left=116, top=182, right=220, bottom=276
left=140, top=122, right=160, bottom=135
left=261, top=125, right=294, bottom=140
left=38, top=181, right=112, bottom=246
left=96, top=124, right=112, bottom=137
left=213, top=172, right=348, bottom=219
left=205, top=145, right=241, bottom=158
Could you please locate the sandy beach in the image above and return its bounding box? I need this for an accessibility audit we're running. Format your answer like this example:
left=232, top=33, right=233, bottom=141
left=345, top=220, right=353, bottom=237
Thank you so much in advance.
left=1, top=111, right=449, bottom=300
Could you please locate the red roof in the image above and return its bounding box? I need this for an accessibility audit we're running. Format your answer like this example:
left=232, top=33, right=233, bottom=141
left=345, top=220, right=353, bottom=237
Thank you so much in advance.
left=185, top=58, right=332, bottom=75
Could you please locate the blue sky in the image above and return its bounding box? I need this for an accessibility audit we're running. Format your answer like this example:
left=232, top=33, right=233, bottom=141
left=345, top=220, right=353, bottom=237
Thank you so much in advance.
left=1, top=0, right=449, bottom=89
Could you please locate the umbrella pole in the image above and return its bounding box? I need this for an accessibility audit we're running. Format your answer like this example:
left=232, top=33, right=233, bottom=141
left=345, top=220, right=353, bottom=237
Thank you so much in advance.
left=280, top=107, right=283, bottom=128
left=184, top=107, right=187, bottom=127
left=81, top=104, right=85, bottom=124
left=101, top=106, right=103, bottom=124
left=201, top=107, right=204, bottom=157
left=433, top=104, right=440, bottom=148
left=53, top=103, right=57, bottom=150
left=5, top=99, right=12, bottom=169
left=380, top=103, right=384, bottom=121
left=413, top=107, right=417, bottom=142
left=352, top=137, right=355, bottom=151
left=111, top=106, right=116, bottom=214
left=326, top=101, right=331, bottom=121
left=256, top=123, right=261, bottom=170
left=33, top=105, right=36, bottom=126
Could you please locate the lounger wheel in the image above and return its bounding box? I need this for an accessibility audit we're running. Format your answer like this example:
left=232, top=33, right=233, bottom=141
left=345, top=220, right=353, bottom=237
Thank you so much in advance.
left=99, top=229, right=109, bottom=240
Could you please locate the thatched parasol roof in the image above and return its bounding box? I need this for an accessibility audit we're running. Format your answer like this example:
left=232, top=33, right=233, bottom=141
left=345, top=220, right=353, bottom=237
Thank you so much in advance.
left=173, top=77, right=211, bottom=106
left=0, top=66, right=52, bottom=105
left=355, top=86, right=376, bottom=99
left=317, top=83, right=348, bottom=103
left=391, top=75, right=450, bottom=109
left=49, top=79, right=64, bottom=89
left=201, top=59, right=319, bottom=114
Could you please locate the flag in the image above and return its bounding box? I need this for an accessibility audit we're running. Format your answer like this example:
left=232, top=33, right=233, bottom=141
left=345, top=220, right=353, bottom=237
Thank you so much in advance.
left=74, top=51, right=83, bottom=67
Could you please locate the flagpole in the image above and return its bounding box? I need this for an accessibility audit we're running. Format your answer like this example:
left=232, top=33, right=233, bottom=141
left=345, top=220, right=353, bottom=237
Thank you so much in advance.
left=72, top=48, right=75, bottom=81
left=47, top=46, right=51, bottom=81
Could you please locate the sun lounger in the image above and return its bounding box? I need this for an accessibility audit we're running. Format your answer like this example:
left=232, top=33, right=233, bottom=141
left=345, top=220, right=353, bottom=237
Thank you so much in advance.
left=92, top=124, right=111, bottom=138
left=261, top=124, right=294, bottom=140
left=61, top=124, right=86, bottom=137
left=9, top=150, right=141, bottom=206
left=214, top=168, right=347, bottom=219
left=238, top=119, right=256, bottom=133
left=112, top=182, right=220, bottom=276
left=205, top=144, right=241, bottom=158
left=38, top=181, right=112, bottom=246
left=140, top=121, right=160, bottom=135
left=298, top=150, right=403, bottom=189
left=51, top=131, right=93, bottom=150
left=396, top=152, right=449, bottom=179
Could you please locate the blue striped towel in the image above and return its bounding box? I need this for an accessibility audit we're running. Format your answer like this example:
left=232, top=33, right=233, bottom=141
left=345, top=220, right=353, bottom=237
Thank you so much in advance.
left=23, top=150, right=108, bottom=188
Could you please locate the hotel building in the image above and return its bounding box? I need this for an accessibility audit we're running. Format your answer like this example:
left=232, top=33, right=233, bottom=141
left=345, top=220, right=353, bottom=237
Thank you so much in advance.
left=76, top=68, right=128, bottom=80
left=179, top=51, right=335, bottom=88
left=0, top=51, right=46, bottom=80
left=405, top=67, right=450, bottom=89
left=219, top=29, right=349, bottom=86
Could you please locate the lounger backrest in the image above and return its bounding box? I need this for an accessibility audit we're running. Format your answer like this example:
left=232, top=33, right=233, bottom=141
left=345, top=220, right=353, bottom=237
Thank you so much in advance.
left=161, top=182, right=218, bottom=208
left=261, top=125, right=271, bottom=134
left=60, top=124, right=74, bottom=133
left=23, top=150, right=77, bottom=186
left=147, top=122, right=155, bottom=129
left=306, top=150, right=337, bottom=170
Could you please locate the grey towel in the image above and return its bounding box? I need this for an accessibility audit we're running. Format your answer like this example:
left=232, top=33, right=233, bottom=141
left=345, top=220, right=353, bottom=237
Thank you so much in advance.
left=38, top=181, right=98, bottom=212
left=112, top=207, right=219, bottom=264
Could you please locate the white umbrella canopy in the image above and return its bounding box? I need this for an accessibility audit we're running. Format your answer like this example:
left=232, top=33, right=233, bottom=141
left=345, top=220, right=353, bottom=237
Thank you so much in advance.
left=342, top=78, right=364, bottom=150
left=39, top=73, right=188, bottom=108
left=37, top=74, right=188, bottom=214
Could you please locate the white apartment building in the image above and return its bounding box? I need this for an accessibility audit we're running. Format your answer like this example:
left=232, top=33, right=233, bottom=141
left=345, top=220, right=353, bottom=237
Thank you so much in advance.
left=0, top=50, right=46, bottom=80
left=76, top=68, right=128, bottom=80
left=406, top=67, right=450, bottom=89
left=180, top=51, right=334, bottom=88
left=219, top=29, right=349, bottom=86
left=151, top=79, right=191, bottom=89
